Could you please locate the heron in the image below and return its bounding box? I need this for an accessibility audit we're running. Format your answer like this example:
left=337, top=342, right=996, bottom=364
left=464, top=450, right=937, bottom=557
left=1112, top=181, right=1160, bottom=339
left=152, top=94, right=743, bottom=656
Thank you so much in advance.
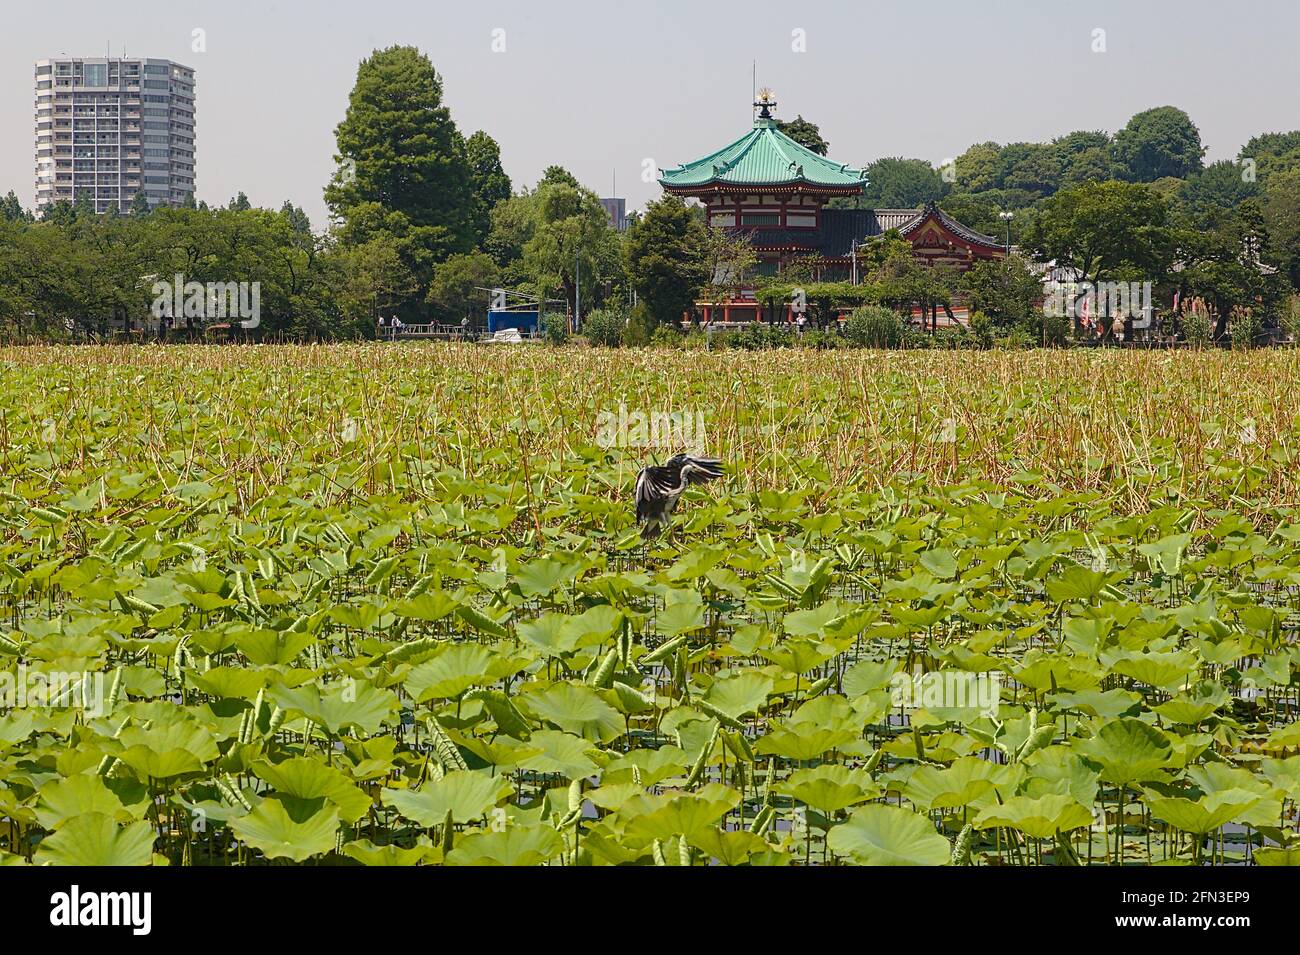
left=634, top=454, right=725, bottom=539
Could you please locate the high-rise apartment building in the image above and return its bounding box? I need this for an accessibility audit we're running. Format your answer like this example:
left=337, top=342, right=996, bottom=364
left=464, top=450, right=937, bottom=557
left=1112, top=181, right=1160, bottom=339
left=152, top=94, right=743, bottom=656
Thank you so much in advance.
left=34, top=57, right=195, bottom=215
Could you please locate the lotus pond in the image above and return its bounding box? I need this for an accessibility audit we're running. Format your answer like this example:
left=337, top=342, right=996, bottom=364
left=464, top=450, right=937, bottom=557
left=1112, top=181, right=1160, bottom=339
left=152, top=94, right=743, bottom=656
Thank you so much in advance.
left=1, top=343, right=1299, bottom=866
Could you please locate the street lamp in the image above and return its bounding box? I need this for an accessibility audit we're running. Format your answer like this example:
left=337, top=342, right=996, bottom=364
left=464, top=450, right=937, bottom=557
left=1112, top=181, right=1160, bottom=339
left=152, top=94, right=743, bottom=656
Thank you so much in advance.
left=999, top=211, right=1014, bottom=253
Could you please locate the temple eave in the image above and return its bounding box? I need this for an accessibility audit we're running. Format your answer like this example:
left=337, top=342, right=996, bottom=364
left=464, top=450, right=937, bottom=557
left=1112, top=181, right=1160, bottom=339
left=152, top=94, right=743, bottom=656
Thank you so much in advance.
left=661, top=183, right=866, bottom=198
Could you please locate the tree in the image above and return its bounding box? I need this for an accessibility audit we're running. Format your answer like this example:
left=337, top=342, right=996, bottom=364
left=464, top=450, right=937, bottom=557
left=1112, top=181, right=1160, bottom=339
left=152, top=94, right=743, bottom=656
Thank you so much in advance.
left=426, top=252, right=499, bottom=323
left=520, top=180, right=619, bottom=318
left=938, top=193, right=1004, bottom=237
left=1176, top=160, right=1258, bottom=227
left=484, top=191, right=537, bottom=274
left=337, top=238, right=417, bottom=331
left=859, top=231, right=957, bottom=331
left=1060, top=146, right=1119, bottom=186
left=539, top=166, right=580, bottom=189
left=130, top=191, right=152, bottom=218
left=961, top=254, right=1042, bottom=327
left=700, top=226, right=757, bottom=302
left=465, top=130, right=512, bottom=245
left=1264, top=166, right=1300, bottom=288
left=774, top=116, right=828, bottom=155
left=1022, top=180, right=1172, bottom=289
left=228, top=191, right=252, bottom=212
left=1239, top=131, right=1300, bottom=185
left=1052, top=130, right=1111, bottom=163
left=279, top=201, right=312, bottom=235
left=998, top=143, right=1063, bottom=197
left=324, top=45, right=477, bottom=302
left=952, top=142, right=1002, bottom=192
left=861, top=158, right=948, bottom=207
left=1112, top=106, right=1204, bottom=182
left=0, top=192, right=28, bottom=223
left=623, top=196, right=709, bottom=325
left=1176, top=200, right=1288, bottom=340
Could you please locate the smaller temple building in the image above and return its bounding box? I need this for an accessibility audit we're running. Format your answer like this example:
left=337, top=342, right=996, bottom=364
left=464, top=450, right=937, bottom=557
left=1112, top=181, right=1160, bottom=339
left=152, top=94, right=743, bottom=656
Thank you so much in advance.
left=658, top=92, right=1006, bottom=321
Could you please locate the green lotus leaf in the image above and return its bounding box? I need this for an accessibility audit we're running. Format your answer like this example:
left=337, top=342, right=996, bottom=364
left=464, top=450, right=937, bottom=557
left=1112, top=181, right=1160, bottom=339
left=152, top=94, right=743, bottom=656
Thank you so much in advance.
left=974, top=793, right=1094, bottom=838
left=904, top=756, right=1020, bottom=811
left=34, top=812, right=155, bottom=866
left=687, top=827, right=771, bottom=865
left=252, top=756, right=372, bottom=823
left=267, top=680, right=398, bottom=735
left=1259, top=756, right=1300, bottom=798
left=188, top=665, right=268, bottom=700
left=404, top=644, right=495, bottom=701
left=703, top=671, right=774, bottom=719
left=444, top=824, right=565, bottom=866
left=521, top=682, right=624, bottom=742
left=114, top=719, right=220, bottom=779
left=233, top=628, right=316, bottom=666
left=918, top=548, right=958, bottom=580
left=754, top=724, right=858, bottom=761
left=228, top=798, right=341, bottom=862
left=1255, top=847, right=1300, bottom=866
left=1022, top=747, right=1101, bottom=805
left=381, top=770, right=512, bottom=826
left=828, top=804, right=951, bottom=866
left=1050, top=688, right=1143, bottom=719
left=389, top=590, right=461, bottom=621
left=35, top=774, right=141, bottom=828
left=1144, top=789, right=1262, bottom=835
left=514, top=558, right=579, bottom=599
left=343, top=838, right=440, bottom=866
left=1077, top=718, right=1173, bottom=786
left=656, top=596, right=707, bottom=637
left=624, top=792, right=740, bottom=843
left=842, top=658, right=901, bottom=698
left=518, top=730, right=602, bottom=779
left=778, top=764, right=876, bottom=813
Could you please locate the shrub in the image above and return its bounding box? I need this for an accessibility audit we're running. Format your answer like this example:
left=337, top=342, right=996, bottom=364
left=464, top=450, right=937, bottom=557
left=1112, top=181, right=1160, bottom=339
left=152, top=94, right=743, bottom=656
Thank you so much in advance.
left=623, top=303, right=654, bottom=347
left=968, top=311, right=995, bottom=349
left=542, top=313, right=570, bottom=345
left=801, top=329, right=843, bottom=350
left=1281, top=295, right=1300, bottom=342
left=932, top=325, right=977, bottom=349
left=1181, top=304, right=1213, bottom=347
left=842, top=306, right=908, bottom=348
left=582, top=308, right=623, bottom=347
left=998, top=326, right=1038, bottom=349
left=1041, top=311, right=1071, bottom=347
left=651, top=325, right=684, bottom=348
left=1229, top=306, right=1260, bottom=349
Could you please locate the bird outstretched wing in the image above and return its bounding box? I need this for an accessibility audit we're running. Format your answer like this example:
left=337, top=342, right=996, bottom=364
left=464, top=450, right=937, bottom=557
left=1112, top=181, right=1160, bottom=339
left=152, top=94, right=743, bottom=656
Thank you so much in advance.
left=634, top=465, right=678, bottom=524
left=680, top=457, right=725, bottom=486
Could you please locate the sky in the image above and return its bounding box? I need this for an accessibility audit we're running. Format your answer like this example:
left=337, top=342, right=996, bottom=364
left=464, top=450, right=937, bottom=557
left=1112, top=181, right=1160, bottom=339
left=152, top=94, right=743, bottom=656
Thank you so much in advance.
left=5, top=0, right=1299, bottom=228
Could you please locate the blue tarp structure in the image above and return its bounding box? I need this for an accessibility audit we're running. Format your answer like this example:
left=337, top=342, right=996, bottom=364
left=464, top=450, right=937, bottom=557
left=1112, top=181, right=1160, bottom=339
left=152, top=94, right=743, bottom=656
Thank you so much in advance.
left=487, top=308, right=539, bottom=334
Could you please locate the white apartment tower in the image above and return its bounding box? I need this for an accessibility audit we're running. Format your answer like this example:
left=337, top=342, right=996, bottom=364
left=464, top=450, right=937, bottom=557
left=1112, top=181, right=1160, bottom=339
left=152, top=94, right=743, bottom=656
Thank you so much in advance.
left=34, top=57, right=195, bottom=215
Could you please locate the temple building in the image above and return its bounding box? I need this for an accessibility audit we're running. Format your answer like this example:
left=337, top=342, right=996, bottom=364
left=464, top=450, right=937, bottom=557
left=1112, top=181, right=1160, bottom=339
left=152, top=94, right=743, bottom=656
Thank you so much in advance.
left=658, top=91, right=1006, bottom=321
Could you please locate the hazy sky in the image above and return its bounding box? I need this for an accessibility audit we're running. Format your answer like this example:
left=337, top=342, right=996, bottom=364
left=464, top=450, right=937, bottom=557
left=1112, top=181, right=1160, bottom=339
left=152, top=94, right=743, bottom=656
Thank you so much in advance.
left=5, top=0, right=1298, bottom=227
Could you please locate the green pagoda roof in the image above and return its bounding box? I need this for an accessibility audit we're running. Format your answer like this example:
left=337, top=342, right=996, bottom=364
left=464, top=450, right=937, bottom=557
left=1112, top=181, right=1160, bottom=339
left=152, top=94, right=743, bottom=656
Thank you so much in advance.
left=660, top=115, right=866, bottom=194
